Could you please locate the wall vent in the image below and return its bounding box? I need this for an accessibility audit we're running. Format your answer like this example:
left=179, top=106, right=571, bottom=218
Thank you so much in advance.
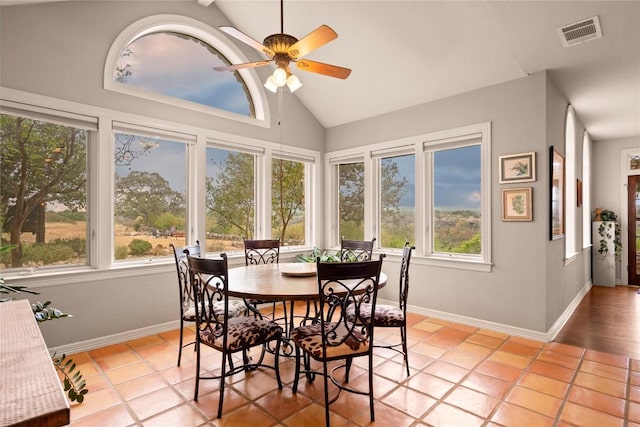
left=558, top=16, right=602, bottom=47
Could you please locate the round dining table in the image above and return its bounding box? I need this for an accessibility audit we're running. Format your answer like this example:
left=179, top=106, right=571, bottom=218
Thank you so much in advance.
left=227, top=262, right=387, bottom=301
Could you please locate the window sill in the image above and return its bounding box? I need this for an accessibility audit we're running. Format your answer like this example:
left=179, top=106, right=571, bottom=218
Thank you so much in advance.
left=565, top=251, right=579, bottom=265
left=413, top=255, right=492, bottom=272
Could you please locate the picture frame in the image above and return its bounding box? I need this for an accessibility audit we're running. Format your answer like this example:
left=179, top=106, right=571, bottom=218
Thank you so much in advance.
left=502, top=187, right=533, bottom=221
left=499, top=152, right=536, bottom=183
left=576, top=179, right=583, bottom=208
left=549, top=146, right=565, bottom=239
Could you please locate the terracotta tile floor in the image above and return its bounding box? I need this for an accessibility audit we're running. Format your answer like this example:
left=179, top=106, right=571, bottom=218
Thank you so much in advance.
left=66, top=308, right=640, bottom=426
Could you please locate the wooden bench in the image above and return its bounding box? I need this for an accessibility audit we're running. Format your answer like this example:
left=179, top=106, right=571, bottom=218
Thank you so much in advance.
left=0, top=299, right=70, bottom=427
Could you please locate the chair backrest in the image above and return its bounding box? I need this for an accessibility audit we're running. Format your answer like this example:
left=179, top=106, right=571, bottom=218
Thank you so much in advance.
left=170, top=241, right=201, bottom=310
left=398, top=242, right=416, bottom=313
left=187, top=253, right=230, bottom=343
left=340, top=237, right=376, bottom=262
left=244, top=239, right=280, bottom=265
left=315, top=254, right=385, bottom=357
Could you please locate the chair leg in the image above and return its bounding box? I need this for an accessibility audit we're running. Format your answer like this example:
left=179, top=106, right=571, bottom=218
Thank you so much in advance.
left=177, top=318, right=184, bottom=367
left=292, top=345, right=301, bottom=393
left=322, top=360, right=330, bottom=427
left=274, top=337, right=282, bottom=390
left=217, top=349, right=228, bottom=418
left=345, top=357, right=353, bottom=383
left=368, top=353, right=375, bottom=422
left=193, top=340, right=200, bottom=401
left=401, top=324, right=409, bottom=377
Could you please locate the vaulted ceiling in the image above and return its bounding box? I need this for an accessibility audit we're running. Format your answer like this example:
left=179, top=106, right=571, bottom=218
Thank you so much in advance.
left=2, top=0, right=639, bottom=142
left=214, top=1, right=639, bottom=142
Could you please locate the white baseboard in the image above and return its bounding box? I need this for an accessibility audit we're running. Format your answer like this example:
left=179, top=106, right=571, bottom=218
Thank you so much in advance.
left=55, top=288, right=593, bottom=355
left=49, top=320, right=181, bottom=355
left=545, top=280, right=592, bottom=341
left=379, top=288, right=590, bottom=343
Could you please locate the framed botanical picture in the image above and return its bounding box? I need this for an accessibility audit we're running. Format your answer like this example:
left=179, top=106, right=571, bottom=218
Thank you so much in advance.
left=549, top=146, right=565, bottom=239
left=499, top=152, right=536, bottom=183
left=502, top=187, right=533, bottom=221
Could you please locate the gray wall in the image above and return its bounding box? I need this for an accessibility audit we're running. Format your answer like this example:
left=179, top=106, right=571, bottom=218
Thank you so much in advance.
left=0, top=1, right=325, bottom=348
left=328, top=71, right=589, bottom=333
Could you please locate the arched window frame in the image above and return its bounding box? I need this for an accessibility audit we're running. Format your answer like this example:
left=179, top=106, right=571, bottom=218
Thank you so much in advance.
left=582, top=131, right=592, bottom=249
left=103, top=14, right=270, bottom=127
left=565, top=105, right=577, bottom=261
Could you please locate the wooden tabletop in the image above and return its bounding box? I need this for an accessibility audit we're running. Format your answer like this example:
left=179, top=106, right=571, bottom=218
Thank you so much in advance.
left=0, top=299, right=70, bottom=427
left=227, top=262, right=387, bottom=301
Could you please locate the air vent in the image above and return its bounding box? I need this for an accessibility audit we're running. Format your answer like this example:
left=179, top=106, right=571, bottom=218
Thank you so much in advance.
left=558, top=16, right=602, bottom=47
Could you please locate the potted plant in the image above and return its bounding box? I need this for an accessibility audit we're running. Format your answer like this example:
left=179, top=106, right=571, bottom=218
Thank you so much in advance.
left=595, top=209, right=622, bottom=262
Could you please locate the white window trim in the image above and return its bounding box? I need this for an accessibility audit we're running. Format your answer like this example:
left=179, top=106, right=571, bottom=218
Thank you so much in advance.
left=582, top=131, right=592, bottom=249
left=325, top=122, right=492, bottom=272
left=565, top=106, right=578, bottom=260
left=0, top=87, right=320, bottom=286
left=103, top=14, right=270, bottom=128
left=422, top=122, right=492, bottom=271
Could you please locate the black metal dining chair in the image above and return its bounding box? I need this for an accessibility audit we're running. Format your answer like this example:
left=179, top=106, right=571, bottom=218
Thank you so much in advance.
left=339, top=237, right=376, bottom=262
left=187, top=253, right=283, bottom=418
left=291, top=255, right=385, bottom=426
left=169, top=242, right=246, bottom=367
left=347, top=241, right=415, bottom=377
left=243, top=238, right=283, bottom=319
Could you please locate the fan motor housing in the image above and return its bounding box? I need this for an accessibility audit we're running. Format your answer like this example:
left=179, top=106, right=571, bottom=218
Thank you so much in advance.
left=264, top=33, right=298, bottom=54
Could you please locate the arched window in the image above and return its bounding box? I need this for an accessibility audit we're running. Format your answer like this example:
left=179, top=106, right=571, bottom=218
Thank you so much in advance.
left=104, top=15, right=268, bottom=124
left=582, top=131, right=592, bottom=248
left=565, top=106, right=577, bottom=259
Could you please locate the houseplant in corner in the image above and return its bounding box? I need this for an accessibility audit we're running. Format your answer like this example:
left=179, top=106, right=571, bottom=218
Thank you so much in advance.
left=596, top=209, right=622, bottom=262
left=0, top=244, right=88, bottom=403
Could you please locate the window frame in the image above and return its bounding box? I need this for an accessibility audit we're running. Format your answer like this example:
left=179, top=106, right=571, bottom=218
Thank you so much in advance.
left=0, top=87, right=320, bottom=286
left=103, top=14, right=270, bottom=127
left=326, top=122, right=492, bottom=271
left=565, top=106, right=578, bottom=262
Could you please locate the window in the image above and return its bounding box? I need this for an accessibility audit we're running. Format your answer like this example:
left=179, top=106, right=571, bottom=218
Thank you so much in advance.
left=1, top=108, right=94, bottom=271
left=423, top=122, right=491, bottom=268
left=338, top=162, right=365, bottom=240
left=271, top=157, right=306, bottom=246
left=582, top=131, right=592, bottom=248
left=431, top=145, right=482, bottom=255
left=104, top=15, right=268, bottom=123
left=205, top=146, right=256, bottom=250
left=113, top=126, right=188, bottom=261
left=375, top=152, right=415, bottom=249
left=565, top=106, right=577, bottom=258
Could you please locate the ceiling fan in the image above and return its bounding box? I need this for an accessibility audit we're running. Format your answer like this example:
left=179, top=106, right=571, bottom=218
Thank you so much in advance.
left=213, top=0, right=351, bottom=93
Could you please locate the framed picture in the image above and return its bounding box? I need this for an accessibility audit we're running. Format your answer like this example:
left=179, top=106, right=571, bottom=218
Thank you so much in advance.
left=577, top=179, right=583, bottom=208
left=502, top=188, right=533, bottom=221
left=549, top=146, right=565, bottom=239
left=499, top=152, right=536, bottom=183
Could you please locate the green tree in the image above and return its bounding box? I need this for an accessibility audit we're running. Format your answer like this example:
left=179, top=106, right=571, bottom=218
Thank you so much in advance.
left=115, top=171, right=185, bottom=229
left=206, top=152, right=255, bottom=238
left=1, top=115, right=87, bottom=267
left=272, top=159, right=304, bottom=243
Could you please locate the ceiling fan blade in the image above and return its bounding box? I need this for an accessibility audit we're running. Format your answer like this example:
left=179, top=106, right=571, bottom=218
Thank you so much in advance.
left=288, top=25, right=338, bottom=59
left=219, top=26, right=275, bottom=57
left=296, top=59, right=351, bottom=79
left=213, top=61, right=271, bottom=72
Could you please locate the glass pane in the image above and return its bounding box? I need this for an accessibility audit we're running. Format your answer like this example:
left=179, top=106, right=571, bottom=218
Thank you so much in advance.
left=630, top=155, right=640, bottom=170
left=114, top=133, right=186, bottom=261
left=115, top=32, right=254, bottom=116
left=205, top=147, right=255, bottom=251
left=432, top=145, right=481, bottom=255
left=380, top=154, right=415, bottom=248
left=339, top=163, right=364, bottom=240
left=272, top=158, right=305, bottom=246
left=1, top=114, right=88, bottom=270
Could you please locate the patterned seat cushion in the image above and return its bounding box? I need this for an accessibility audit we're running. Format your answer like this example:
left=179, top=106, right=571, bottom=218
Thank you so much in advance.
left=182, top=299, right=247, bottom=322
left=292, top=323, right=370, bottom=360
left=346, top=303, right=404, bottom=327
left=199, top=316, right=282, bottom=352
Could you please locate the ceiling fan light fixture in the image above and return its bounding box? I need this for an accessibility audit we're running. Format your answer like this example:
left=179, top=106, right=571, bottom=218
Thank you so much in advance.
left=286, top=74, right=302, bottom=92
left=264, top=76, right=278, bottom=93
left=272, top=67, right=288, bottom=87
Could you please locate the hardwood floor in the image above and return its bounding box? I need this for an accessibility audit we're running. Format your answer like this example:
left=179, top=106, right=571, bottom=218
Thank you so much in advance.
left=553, top=285, right=640, bottom=359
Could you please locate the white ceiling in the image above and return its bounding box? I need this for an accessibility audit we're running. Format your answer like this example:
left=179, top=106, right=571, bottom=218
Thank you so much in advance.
left=2, top=1, right=638, bottom=141
left=213, top=0, right=640, bottom=141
